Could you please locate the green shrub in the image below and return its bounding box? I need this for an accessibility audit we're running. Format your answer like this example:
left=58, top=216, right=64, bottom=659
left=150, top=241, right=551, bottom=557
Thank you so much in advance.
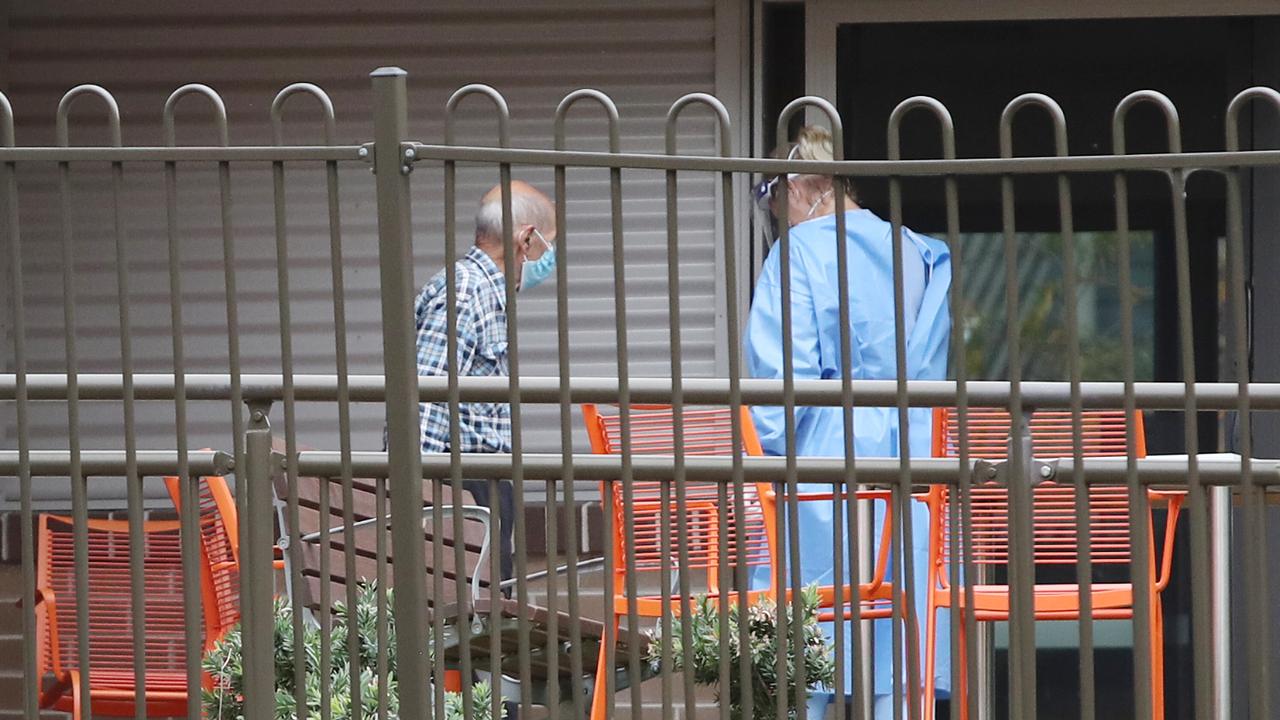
left=203, top=583, right=503, bottom=720
left=645, top=585, right=836, bottom=720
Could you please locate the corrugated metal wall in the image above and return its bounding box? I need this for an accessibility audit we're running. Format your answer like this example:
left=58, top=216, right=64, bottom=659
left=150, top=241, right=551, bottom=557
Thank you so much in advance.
left=0, top=0, right=724, bottom=507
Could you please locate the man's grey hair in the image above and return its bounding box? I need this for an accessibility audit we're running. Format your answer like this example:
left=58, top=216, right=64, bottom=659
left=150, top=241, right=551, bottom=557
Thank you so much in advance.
left=474, top=190, right=554, bottom=244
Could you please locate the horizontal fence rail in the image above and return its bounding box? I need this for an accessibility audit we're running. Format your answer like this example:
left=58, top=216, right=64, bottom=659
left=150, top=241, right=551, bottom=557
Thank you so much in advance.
left=1, top=451, right=1276, bottom=488
left=4, top=67, right=1279, bottom=720
left=13, top=373, right=1280, bottom=410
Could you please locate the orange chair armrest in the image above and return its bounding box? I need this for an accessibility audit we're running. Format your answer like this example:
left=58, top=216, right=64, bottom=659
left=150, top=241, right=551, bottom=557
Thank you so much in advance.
left=1152, top=490, right=1185, bottom=591
left=761, top=487, right=892, bottom=503
left=761, top=487, right=896, bottom=591
left=19, top=586, right=54, bottom=609
left=39, top=670, right=75, bottom=708
left=30, top=588, right=63, bottom=676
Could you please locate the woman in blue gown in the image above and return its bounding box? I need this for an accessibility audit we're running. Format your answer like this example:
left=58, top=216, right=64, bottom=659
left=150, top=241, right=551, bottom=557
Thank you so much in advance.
left=745, top=126, right=952, bottom=719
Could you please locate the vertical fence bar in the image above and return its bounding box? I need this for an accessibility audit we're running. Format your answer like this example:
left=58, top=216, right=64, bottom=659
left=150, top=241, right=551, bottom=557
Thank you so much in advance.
left=1167, top=125, right=1208, bottom=720
left=1, top=91, right=38, bottom=720
left=441, top=89, right=472, bottom=720
left=830, top=102, right=854, bottom=720
left=163, top=87, right=231, bottom=720
left=446, top=83, right=516, bottom=720
left=376, top=474, right=391, bottom=720
left=997, top=96, right=1036, bottom=720
left=214, top=134, right=246, bottom=602
left=1109, top=104, right=1154, bottom=720
left=322, top=126, right=361, bottom=720
left=55, top=86, right=122, bottom=720
left=166, top=156, right=202, bottom=720
left=888, top=97, right=957, bottom=720
left=550, top=95, right=592, bottom=720
left=605, top=103, right=637, bottom=720
left=371, top=66, right=430, bottom=720
left=886, top=104, right=931, bottom=720
left=720, top=137, right=754, bottom=720
left=159, top=94, right=202, bottom=720
left=500, top=118, right=533, bottom=720
left=666, top=93, right=734, bottom=720
left=431, top=146, right=451, bottom=720
left=1005, top=96, right=1086, bottom=720
left=772, top=105, right=797, bottom=720
left=1118, top=92, right=1196, bottom=720
left=1225, top=88, right=1272, bottom=720
left=242, top=404, right=278, bottom=720
left=943, top=120, right=978, bottom=720
left=1052, top=114, right=1094, bottom=720
left=270, top=82, right=339, bottom=720
left=886, top=126, right=918, bottom=720
left=662, top=113, right=682, bottom=720
left=774, top=97, right=847, bottom=720
left=268, top=88, right=304, bottom=718
left=551, top=90, right=628, bottom=720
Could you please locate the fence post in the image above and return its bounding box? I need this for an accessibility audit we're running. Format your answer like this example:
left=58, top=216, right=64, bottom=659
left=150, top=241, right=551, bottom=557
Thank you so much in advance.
left=241, top=401, right=278, bottom=720
left=371, top=65, right=430, bottom=720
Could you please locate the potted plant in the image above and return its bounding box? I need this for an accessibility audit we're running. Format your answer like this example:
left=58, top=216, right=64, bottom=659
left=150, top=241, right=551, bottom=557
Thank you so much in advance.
left=645, top=585, right=836, bottom=720
left=203, top=582, right=503, bottom=720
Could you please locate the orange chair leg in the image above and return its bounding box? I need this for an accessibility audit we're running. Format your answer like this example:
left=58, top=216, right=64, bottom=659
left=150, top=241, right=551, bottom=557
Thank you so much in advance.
left=69, top=671, right=83, bottom=720
left=923, top=593, right=938, bottom=720
left=444, top=669, right=463, bottom=693
left=1152, top=599, right=1166, bottom=720
left=590, top=616, right=619, bottom=720
left=954, top=612, right=971, bottom=720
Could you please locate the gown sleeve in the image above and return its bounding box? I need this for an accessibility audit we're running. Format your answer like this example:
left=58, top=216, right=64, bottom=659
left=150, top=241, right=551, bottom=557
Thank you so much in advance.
left=746, top=240, right=825, bottom=456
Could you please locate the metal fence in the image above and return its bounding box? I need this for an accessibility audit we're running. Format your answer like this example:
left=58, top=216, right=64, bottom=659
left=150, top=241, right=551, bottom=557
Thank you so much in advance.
left=1, top=66, right=1277, bottom=720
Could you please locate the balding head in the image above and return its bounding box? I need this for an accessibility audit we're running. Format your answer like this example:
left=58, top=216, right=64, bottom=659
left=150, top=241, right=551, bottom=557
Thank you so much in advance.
left=474, top=180, right=556, bottom=247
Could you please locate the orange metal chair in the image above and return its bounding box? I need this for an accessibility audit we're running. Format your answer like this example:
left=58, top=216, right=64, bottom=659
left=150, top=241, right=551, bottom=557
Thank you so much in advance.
left=923, top=407, right=1184, bottom=720
left=164, top=474, right=243, bottom=637
left=582, top=403, right=895, bottom=720
left=32, top=513, right=222, bottom=720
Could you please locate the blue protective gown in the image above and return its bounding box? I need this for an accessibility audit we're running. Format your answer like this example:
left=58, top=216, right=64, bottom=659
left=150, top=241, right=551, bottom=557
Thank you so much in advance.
left=745, top=208, right=952, bottom=703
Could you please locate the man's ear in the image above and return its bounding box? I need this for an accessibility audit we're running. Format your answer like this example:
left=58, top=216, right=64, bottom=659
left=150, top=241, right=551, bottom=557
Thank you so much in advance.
left=517, top=224, right=537, bottom=248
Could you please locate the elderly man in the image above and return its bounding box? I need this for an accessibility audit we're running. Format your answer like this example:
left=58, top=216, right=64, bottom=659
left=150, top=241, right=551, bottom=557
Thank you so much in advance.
left=414, top=180, right=557, bottom=584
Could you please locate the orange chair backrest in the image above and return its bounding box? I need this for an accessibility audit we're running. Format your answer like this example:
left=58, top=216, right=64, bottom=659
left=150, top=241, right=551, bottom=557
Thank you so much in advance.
left=930, top=407, right=1147, bottom=569
left=932, top=407, right=1146, bottom=460
left=582, top=404, right=774, bottom=595
left=164, top=475, right=240, bottom=643
left=35, top=514, right=192, bottom=682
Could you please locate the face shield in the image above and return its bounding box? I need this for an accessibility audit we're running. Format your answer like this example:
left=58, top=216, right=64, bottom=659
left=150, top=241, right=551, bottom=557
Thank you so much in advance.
left=752, top=145, right=801, bottom=248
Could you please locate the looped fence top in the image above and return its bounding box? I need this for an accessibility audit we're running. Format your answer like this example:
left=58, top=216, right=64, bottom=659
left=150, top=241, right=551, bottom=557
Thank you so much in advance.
left=555, top=89, right=621, bottom=153
left=446, top=84, right=511, bottom=148
left=163, top=84, right=229, bottom=147
left=56, top=85, right=122, bottom=148
left=270, top=83, right=337, bottom=146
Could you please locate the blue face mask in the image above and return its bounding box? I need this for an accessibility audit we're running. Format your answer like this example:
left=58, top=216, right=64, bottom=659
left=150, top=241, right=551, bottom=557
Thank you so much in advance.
left=519, top=228, right=556, bottom=291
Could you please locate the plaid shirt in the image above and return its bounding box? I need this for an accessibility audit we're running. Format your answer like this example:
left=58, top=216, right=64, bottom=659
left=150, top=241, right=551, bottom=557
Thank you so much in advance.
left=414, top=246, right=511, bottom=454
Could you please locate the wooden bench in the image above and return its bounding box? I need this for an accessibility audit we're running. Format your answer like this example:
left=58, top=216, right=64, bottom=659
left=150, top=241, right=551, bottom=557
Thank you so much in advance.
left=272, top=444, right=644, bottom=717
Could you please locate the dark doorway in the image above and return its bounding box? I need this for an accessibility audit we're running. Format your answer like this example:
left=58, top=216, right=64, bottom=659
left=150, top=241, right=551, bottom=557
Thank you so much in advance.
left=822, top=15, right=1254, bottom=720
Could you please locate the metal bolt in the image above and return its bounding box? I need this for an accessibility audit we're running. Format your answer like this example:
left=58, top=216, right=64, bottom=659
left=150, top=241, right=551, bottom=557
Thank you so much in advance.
left=358, top=146, right=369, bottom=159
left=1039, top=465, right=1053, bottom=479
left=400, top=164, right=412, bottom=175
left=986, top=466, right=998, bottom=479
left=252, top=411, right=265, bottom=422
left=403, top=147, right=416, bottom=160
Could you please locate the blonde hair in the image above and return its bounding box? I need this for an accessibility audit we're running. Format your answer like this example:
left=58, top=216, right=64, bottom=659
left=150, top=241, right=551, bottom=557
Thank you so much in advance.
left=781, top=125, right=857, bottom=202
